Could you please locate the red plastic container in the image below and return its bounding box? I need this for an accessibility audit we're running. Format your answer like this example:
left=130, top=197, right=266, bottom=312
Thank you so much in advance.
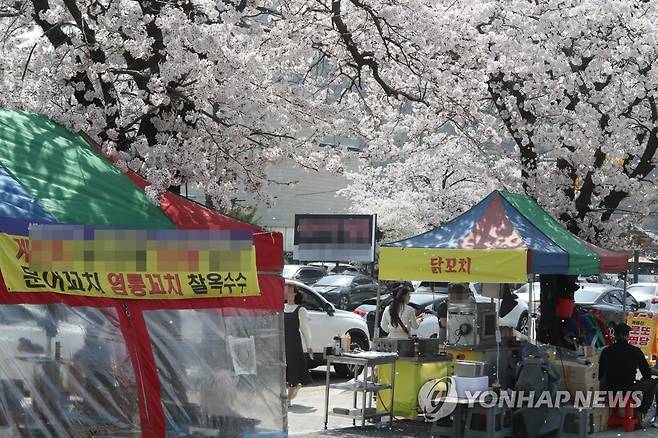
left=556, top=298, right=575, bottom=318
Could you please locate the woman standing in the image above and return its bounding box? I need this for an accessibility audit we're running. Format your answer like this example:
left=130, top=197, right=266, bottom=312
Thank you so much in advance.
left=380, top=285, right=423, bottom=338
left=284, top=284, right=312, bottom=403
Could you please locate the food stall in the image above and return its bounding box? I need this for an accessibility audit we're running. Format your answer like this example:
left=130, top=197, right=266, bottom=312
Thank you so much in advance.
left=0, top=109, right=286, bottom=437
left=373, top=190, right=630, bottom=426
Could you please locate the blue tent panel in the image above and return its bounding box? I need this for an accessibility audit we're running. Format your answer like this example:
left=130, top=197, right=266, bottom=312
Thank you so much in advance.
left=385, top=193, right=493, bottom=248
left=0, top=162, right=56, bottom=223
left=499, top=195, right=569, bottom=274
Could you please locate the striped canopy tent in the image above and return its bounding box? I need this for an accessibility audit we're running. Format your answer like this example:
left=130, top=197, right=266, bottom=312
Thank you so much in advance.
left=379, top=191, right=629, bottom=283
left=0, top=109, right=284, bottom=437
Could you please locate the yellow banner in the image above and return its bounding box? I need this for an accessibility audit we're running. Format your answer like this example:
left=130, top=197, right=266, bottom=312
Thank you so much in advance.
left=626, top=313, right=657, bottom=356
left=379, top=247, right=527, bottom=283
left=0, top=233, right=260, bottom=299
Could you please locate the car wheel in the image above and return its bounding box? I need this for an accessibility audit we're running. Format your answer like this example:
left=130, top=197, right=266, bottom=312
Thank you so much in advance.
left=334, top=332, right=369, bottom=378
left=338, top=295, right=350, bottom=310
left=517, top=312, right=529, bottom=336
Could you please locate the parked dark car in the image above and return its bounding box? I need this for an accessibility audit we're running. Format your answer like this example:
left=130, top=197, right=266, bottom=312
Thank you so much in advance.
left=575, top=284, right=644, bottom=332
left=308, top=262, right=360, bottom=274
left=313, top=274, right=379, bottom=310
left=282, top=264, right=326, bottom=285
left=354, top=292, right=448, bottom=338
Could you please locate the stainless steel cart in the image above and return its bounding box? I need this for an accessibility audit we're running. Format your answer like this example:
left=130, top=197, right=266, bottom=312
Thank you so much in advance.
left=323, top=353, right=397, bottom=429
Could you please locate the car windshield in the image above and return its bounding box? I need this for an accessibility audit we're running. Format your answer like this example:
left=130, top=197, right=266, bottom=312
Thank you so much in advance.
left=282, top=266, right=298, bottom=278
left=574, top=289, right=602, bottom=304
left=315, top=276, right=353, bottom=286
left=629, top=286, right=656, bottom=296
left=357, top=304, right=376, bottom=311
left=409, top=294, right=441, bottom=306
left=516, top=283, right=540, bottom=294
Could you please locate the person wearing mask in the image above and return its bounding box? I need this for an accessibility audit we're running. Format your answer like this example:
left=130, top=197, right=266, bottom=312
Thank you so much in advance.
left=433, top=283, right=474, bottom=341
left=284, top=284, right=312, bottom=404
left=380, top=285, right=423, bottom=338
left=599, top=323, right=658, bottom=427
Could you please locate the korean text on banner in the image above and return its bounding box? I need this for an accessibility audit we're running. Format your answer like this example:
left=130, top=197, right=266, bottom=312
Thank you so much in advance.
left=379, top=247, right=527, bottom=283
left=626, top=313, right=657, bottom=357
left=0, top=221, right=260, bottom=299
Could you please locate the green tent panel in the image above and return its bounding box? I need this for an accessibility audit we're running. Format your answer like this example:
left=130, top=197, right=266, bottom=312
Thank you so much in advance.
left=500, top=191, right=600, bottom=275
left=0, top=110, right=174, bottom=228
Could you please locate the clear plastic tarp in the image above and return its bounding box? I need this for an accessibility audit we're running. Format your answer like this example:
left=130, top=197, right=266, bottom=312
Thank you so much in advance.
left=144, top=309, right=286, bottom=437
left=0, top=304, right=286, bottom=437
left=0, top=304, right=139, bottom=436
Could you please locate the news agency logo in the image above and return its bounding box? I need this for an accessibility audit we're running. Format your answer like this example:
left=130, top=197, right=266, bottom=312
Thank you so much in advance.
left=418, top=381, right=643, bottom=422
left=418, top=376, right=458, bottom=422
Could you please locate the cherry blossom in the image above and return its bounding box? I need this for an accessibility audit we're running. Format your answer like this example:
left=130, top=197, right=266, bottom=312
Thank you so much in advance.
left=0, top=0, right=352, bottom=207
left=315, top=0, right=658, bottom=245
left=2, top=0, right=656, bottom=245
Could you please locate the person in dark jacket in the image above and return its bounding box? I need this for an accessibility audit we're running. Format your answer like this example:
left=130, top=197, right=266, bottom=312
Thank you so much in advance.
left=599, top=323, right=658, bottom=426
left=284, top=284, right=312, bottom=404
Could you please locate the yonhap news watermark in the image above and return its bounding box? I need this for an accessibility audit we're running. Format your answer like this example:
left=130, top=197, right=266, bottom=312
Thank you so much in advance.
left=419, top=377, right=642, bottom=422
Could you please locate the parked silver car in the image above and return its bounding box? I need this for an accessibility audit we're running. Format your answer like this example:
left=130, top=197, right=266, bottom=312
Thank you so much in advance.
left=575, top=284, right=644, bottom=332
left=627, top=283, right=658, bottom=313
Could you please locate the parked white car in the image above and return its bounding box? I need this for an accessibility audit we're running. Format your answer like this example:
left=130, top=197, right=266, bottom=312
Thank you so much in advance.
left=286, top=280, right=370, bottom=377
left=634, top=274, right=658, bottom=284
left=416, top=284, right=529, bottom=337
left=628, top=283, right=658, bottom=313
left=514, top=282, right=541, bottom=311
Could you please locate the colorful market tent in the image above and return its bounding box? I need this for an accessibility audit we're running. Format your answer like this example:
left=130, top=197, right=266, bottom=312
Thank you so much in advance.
left=0, top=109, right=285, bottom=436
left=379, top=191, right=629, bottom=283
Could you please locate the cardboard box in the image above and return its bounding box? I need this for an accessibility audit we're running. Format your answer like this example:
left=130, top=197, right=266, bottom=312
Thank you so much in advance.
left=556, top=361, right=600, bottom=396
left=564, top=381, right=599, bottom=395
left=592, top=407, right=609, bottom=433
left=559, top=361, right=599, bottom=382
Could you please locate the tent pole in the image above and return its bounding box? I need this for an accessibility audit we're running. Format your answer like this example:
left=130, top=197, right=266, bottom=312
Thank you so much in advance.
left=528, top=275, right=535, bottom=342
left=374, top=283, right=382, bottom=339
left=622, top=270, right=628, bottom=317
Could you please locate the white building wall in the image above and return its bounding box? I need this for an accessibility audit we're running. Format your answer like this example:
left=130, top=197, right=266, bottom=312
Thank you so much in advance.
left=186, top=156, right=357, bottom=252
left=251, top=159, right=355, bottom=251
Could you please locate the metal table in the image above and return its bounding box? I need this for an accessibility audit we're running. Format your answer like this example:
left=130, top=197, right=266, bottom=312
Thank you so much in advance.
left=324, top=353, right=397, bottom=429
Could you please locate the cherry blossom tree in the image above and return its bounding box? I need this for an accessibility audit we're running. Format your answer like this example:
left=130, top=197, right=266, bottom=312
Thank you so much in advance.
left=340, top=131, right=494, bottom=239
left=0, top=0, right=356, bottom=206
left=3, top=0, right=657, bottom=245
left=480, top=0, right=658, bottom=245
left=316, top=0, right=658, bottom=245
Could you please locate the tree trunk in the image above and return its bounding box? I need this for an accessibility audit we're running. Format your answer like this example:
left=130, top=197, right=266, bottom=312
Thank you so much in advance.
left=204, top=194, right=215, bottom=210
